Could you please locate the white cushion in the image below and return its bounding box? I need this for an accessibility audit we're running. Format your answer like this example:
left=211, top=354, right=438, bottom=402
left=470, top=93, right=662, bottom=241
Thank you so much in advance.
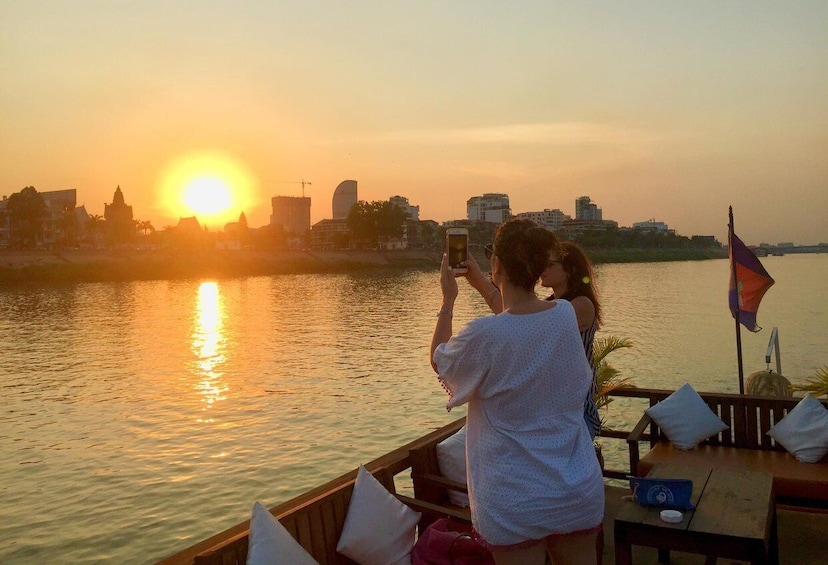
left=247, top=501, right=318, bottom=565
left=768, top=396, right=828, bottom=463
left=645, top=382, right=729, bottom=450
left=336, top=465, right=421, bottom=565
left=436, top=425, right=470, bottom=507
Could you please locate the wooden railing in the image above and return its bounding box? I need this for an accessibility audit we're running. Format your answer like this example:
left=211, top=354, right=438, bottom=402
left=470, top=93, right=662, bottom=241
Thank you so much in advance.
left=163, top=386, right=781, bottom=565
left=598, top=386, right=828, bottom=481
left=156, top=418, right=467, bottom=565
left=597, top=386, right=664, bottom=479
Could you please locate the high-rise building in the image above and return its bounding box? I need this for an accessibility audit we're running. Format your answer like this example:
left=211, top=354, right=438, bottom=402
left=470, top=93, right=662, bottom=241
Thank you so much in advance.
left=389, top=195, right=420, bottom=221
left=332, top=180, right=358, bottom=220
left=516, top=209, right=571, bottom=231
left=467, top=193, right=510, bottom=224
left=271, top=196, right=311, bottom=234
left=575, top=196, right=602, bottom=221
left=40, top=189, right=79, bottom=247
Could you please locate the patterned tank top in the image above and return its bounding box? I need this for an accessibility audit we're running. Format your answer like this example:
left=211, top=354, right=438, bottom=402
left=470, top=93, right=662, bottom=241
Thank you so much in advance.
left=548, top=294, right=601, bottom=439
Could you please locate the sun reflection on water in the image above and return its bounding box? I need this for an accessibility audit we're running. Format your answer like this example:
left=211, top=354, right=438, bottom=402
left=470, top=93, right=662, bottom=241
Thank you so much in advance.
left=192, top=282, right=228, bottom=417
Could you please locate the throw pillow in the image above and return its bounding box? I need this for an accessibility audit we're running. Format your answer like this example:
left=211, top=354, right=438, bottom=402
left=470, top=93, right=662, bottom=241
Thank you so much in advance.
left=436, top=425, right=470, bottom=507
left=645, top=382, right=729, bottom=450
left=767, top=395, right=828, bottom=463
left=247, top=501, right=319, bottom=565
left=336, top=465, right=422, bottom=565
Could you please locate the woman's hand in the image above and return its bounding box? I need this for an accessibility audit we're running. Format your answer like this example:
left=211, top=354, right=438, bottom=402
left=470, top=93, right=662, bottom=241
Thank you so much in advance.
left=461, top=250, right=502, bottom=313
left=461, top=252, right=488, bottom=290
left=440, top=253, right=459, bottom=305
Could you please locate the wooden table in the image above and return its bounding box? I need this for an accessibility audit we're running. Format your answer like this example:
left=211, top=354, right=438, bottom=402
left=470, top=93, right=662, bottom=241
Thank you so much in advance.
left=614, top=463, right=778, bottom=565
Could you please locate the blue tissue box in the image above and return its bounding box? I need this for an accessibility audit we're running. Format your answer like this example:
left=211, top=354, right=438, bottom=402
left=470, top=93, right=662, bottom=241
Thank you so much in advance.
left=628, top=476, right=696, bottom=511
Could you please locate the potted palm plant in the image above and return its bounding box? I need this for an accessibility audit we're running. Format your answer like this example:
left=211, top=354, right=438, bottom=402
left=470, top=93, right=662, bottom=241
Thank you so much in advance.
left=791, top=366, right=828, bottom=398
left=593, top=336, right=635, bottom=410
left=592, top=336, right=635, bottom=470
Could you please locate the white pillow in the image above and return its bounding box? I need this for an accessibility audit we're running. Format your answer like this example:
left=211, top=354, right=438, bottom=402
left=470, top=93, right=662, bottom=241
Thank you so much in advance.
left=768, top=396, right=828, bottom=463
left=436, top=425, right=470, bottom=507
left=247, top=501, right=319, bottom=565
left=336, top=465, right=421, bottom=565
left=645, top=382, right=729, bottom=450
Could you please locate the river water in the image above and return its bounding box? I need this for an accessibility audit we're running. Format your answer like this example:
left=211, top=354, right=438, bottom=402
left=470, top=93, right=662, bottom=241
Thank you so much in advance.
left=1, top=254, right=825, bottom=564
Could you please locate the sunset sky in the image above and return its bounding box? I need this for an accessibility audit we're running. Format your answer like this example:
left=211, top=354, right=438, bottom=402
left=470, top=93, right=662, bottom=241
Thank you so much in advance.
left=2, top=1, right=826, bottom=245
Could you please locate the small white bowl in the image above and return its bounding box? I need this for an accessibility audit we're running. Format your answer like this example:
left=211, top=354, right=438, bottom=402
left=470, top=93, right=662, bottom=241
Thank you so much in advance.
left=659, top=509, right=683, bottom=523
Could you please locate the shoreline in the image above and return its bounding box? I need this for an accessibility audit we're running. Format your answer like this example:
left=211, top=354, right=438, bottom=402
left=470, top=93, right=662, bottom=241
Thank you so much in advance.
left=0, top=247, right=728, bottom=285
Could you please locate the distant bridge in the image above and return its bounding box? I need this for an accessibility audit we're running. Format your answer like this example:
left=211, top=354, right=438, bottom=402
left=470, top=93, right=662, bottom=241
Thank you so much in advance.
left=758, top=245, right=828, bottom=255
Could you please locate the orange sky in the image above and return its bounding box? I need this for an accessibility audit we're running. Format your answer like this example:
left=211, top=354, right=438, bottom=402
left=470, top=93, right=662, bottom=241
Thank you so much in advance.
left=2, top=2, right=827, bottom=244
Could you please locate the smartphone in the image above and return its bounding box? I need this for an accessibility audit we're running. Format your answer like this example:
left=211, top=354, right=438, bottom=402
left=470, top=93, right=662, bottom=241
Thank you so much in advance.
left=446, top=228, right=469, bottom=273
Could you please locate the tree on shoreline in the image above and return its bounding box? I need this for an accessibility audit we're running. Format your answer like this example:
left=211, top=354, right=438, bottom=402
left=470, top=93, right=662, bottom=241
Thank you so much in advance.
left=136, top=220, right=155, bottom=237
left=6, top=186, right=47, bottom=249
left=347, top=200, right=407, bottom=249
left=86, top=215, right=105, bottom=249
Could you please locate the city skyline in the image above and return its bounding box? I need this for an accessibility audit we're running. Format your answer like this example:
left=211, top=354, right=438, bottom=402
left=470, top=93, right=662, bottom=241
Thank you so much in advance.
left=8, top=183, right=713, bottom=241
left=2, top=2, right=827, bottom=245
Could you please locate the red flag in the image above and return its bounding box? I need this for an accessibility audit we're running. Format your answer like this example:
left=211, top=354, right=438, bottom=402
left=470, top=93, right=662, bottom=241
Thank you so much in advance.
left=728, top=232, right=774, bottom=332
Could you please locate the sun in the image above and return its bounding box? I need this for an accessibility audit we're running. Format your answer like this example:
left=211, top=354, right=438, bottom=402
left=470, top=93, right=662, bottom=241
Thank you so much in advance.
left=158, top=151, right=257, bottom=226
left=183, top=177, right=233, bottom=216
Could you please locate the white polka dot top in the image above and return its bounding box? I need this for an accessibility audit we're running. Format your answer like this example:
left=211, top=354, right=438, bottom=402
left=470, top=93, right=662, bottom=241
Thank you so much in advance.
left=433, top=300, right=605, bottom=546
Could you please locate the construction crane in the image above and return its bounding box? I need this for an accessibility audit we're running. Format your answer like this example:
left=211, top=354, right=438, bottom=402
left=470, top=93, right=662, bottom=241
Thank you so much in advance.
left=277, top=180, right=312, bottom=198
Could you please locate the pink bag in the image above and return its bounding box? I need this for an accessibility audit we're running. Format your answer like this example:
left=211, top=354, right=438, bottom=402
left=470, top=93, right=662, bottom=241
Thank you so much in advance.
left=411, top=518, right=494, bottom=565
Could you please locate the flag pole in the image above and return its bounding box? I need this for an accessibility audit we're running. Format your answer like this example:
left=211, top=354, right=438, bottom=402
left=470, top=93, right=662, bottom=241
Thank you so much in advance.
left=729, top=206, right=745, bottom=394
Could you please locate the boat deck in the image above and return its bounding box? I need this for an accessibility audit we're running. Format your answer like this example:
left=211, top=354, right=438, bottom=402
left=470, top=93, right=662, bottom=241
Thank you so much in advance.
left=158, top=391, right=827, bottom=565
left=602, top=484, right=826, bottom=564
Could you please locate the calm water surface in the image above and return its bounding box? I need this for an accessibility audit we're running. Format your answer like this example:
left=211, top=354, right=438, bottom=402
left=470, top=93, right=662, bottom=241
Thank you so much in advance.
left=1, top=254, right=825, bottom=564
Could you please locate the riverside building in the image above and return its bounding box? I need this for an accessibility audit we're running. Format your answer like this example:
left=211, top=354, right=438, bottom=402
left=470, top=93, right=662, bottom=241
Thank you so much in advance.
left=575, top=196, right=602, bottom=221
left=332, top=180, right=358, bottom=220
left=311, top=179, right=359, bottom=249
left=467, top=193, right=511, bottom=224
left=515, top=208, right=571, bottom=232
left=271, top=196, right=311, bottom=236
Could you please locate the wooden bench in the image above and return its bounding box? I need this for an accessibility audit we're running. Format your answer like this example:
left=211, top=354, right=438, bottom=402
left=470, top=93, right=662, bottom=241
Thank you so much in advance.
left=626, top=389, right=828, bottom=510
left=409, top=416, right=471, bottom=531
left=156, top=418, right=470, bottom=565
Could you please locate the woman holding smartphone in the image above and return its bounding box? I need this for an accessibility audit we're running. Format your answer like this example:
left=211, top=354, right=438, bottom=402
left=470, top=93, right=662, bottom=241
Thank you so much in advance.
left=464, top=241, right=603, bottom=439
left=431, top=219, right=603, bottom=565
